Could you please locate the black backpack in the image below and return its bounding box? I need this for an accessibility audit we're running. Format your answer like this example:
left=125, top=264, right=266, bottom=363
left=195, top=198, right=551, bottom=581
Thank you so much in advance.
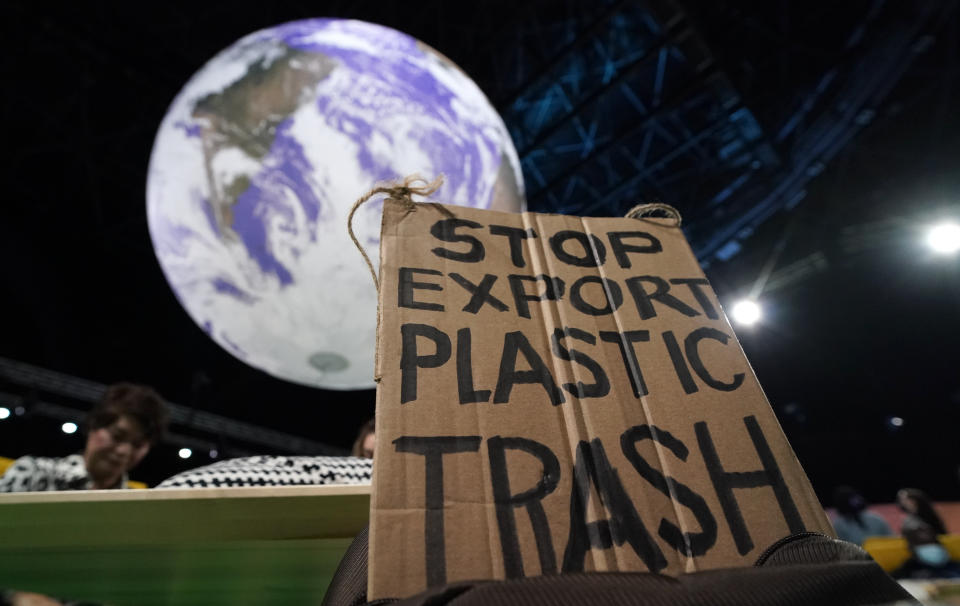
left=323, top=528, right=918, bottom=606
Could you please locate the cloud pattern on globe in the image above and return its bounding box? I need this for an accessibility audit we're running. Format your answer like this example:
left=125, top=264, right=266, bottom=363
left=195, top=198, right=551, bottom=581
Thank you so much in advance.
left=147, top=19, right=524, bottom=390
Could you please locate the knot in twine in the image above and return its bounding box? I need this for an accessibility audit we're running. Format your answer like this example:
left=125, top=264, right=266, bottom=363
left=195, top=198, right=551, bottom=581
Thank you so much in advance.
left=624, top=202, right=682, bottom=226
left=348, top=174, right=444, bottom=292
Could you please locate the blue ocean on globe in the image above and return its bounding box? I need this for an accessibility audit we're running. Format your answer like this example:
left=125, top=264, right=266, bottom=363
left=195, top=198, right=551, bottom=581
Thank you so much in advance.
left=147, top=19, right=524, bottom=390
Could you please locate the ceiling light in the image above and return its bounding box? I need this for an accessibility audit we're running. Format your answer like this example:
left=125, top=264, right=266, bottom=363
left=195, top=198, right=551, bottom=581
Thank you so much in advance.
left=927, top=222, right=960, bottom=254
left=61, top=422, right=78, bottom=434
left=731, top=299, right=762, bottom=326
left=0, top=407, right=10, bottom=420
left=178, top=448, right=193, bottom=459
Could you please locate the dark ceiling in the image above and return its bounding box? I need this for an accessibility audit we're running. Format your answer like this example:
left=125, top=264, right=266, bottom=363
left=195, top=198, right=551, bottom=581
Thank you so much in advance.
left=0, top=0, right=957, bottom=501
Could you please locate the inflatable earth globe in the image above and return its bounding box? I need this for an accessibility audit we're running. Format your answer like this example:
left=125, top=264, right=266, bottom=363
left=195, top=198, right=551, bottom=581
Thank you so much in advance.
left=147, top=19, right=525, bottom=390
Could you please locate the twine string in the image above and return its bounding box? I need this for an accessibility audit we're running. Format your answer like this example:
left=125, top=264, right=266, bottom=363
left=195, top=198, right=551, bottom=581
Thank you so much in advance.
left=347, top=174, right=444, bottom=293
left=624, top=202, right=683, bottom=226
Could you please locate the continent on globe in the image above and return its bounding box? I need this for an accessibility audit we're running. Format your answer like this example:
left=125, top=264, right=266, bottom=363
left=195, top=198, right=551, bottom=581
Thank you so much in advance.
left=192, top=45, right=335, bottom=240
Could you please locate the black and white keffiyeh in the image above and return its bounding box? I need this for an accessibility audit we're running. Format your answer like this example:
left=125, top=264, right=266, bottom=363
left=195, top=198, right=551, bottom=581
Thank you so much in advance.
left=0, top=453, right=127, bottom=492
left=156, top=455, right=372, bottom=489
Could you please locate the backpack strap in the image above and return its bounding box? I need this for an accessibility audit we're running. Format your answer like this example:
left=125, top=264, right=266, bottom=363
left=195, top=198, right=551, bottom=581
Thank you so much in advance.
left=755, top=532, right=874, bottom=566
left=323, top=525, right=371, bottom=606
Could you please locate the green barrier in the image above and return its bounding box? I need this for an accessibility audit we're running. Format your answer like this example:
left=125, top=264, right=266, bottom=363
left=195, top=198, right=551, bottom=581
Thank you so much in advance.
left=0, top=485, right=369, bottom=605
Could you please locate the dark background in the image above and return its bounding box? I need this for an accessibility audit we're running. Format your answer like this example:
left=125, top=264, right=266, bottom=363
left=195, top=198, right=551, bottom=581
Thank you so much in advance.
left=0, top=1, right=957, bottom=504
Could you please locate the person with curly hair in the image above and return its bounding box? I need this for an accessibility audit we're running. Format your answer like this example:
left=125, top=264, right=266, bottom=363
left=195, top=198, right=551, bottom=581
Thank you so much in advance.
left=0, top=383, right=169, bottom=492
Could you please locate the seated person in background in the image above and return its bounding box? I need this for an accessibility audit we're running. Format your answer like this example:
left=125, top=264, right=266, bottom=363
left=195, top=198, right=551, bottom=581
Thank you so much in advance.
left=1, top=384, right=168, bottom=606
left=351, top=418, right=375, bottom=459
left=157, top=418, right=375, bottom=489
left=0, top=383, right=169, bottom=492
left=898, top=487, right=947, bottom=540
left=895, top=487, right=960, bottom=578
left=830, top=485, right=893, bottom=545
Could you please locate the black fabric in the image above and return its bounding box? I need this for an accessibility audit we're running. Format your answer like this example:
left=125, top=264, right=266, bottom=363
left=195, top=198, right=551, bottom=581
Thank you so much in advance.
left=323, top=525, right=372, bottom=606
left=323, top=530, right=917, bottom=606
left=754, top=532, right=875, bottom=566
left=391, top=564, right=914, bottom=606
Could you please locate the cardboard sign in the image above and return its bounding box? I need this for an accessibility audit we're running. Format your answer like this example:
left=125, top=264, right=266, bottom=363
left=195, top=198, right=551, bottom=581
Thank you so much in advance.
left=369, top=199, right=833, bottom=599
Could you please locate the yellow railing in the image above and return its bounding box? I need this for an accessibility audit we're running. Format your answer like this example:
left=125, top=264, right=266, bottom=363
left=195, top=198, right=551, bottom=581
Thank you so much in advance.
left=863, top=535, right=960, bottom=572
left=0, top=456, right=13, bottom=477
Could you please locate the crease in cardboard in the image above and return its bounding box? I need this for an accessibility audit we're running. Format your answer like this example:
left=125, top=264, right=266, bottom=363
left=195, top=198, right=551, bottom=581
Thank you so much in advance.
left=581, top=215, right=678, bottom=573
left=584, top=215, right=699, bottom=573
left=413, top=202, right=508, bottom=583
left=467, top=263, right=504, bottom=582
left=532, top=212, right=623, bottom=573
left=519, top=211, right=577, bottom=444
left=521, top=210, right=606, bottom=572
left=636, top=217, right=720, bottom=571
left=567, top=214, right=627, bottom=573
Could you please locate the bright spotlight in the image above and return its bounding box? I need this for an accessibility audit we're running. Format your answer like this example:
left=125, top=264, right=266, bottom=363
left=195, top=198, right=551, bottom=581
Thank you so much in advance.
left=889, top=416, right=905, bottom=427
left=61, top=422, right=78, bottom=434
left=928, top=222, right=960, bottom=254
left=178, top=448, right=193, bottom=459
left=732, top=300, right=762, bottom=326
left=0, top=407, right=10, bottom=420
